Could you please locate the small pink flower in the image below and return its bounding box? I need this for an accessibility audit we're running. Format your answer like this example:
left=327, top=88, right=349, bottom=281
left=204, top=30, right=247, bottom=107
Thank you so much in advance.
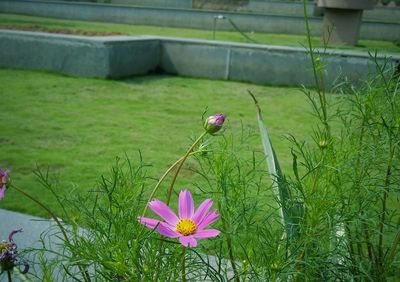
left=139, top=190, right=220, bottom=247
left=0, top=169, right=9, bottom=200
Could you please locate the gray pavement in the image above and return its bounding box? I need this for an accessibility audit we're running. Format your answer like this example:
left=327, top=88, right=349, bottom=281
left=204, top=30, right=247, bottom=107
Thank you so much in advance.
left=0, top=209, right=56, bottom=281
left=0, top=209, right=54, bottom=251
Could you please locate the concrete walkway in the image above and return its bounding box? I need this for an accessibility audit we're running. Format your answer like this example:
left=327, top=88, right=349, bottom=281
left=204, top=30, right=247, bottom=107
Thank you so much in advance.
left=0, top=209, right=54, bottom=251
left=0, top=209, right=57, bottom=281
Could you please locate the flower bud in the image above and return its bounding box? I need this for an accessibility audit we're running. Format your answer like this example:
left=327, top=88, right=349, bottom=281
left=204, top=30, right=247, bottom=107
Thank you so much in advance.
left=318, top=140, right=329, bottom=149
left=0, top=169, right=9, bottom=200
left=204, top=114, right=226, bottom=134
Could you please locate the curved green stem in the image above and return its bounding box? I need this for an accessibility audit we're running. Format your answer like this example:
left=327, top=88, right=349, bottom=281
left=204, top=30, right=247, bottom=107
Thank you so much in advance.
left=141, top=156, right=186, bottom=217
left=11, top=184, right=69, bottom=242
left=149, top=131, right=206, bottom=282
left=181, top=246, right=187, bottom=282
left=11, top=184, right=91, bottom=282
left=166, top=131, right=207, bottom=205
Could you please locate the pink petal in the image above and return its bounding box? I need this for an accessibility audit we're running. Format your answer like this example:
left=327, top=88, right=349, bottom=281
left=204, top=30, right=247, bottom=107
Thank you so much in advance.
left=178, top=190, right=194, bottom=219
left=194, top=229, right=220, bottom=238
left=179, top=235, right=198, bottom=247
left=198, top=210, right=219, bottom=229
left=157, top=222, right=180, bottom=238
left=148, top=200, right=179, bottom=226
left=8, top=229, right=22, bottom=242
left=0, top=186, right=5, bottom=200
left=138, top=217, right=160, bottom=229
left=193, top=199, right=213, bottom=225
left=0, top=169, right=8, bottom=182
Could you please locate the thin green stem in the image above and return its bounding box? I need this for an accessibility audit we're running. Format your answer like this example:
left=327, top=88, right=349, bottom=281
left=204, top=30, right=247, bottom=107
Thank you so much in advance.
left=356, top=115, right=374, bottom=262
left=7, top=271, right=12, bottom=282
left=141, top=155, right=187, bottom=217
left=166, top=131, right=207, bottom=205
left=387, top=227, right=400, bottom=262
left=153, top=236, right=169, bottom=282
left=344, top=222, right=358, bottom=277
left=363, top=219, right=374, bottom=261
left=142, top=133, right=206, bottom=215
left=302, top=0, right=330, bottom=136
left=11, top=184, right=69, bottom=242
left=219, top=202, right=240, bottom=282
left=11, top=184, right=91, bottom=282
left=152, top=132, right=206, bottom=281
left=181, top=246, right=187, bottom=282
left=378, top=145, right=395, bottom=263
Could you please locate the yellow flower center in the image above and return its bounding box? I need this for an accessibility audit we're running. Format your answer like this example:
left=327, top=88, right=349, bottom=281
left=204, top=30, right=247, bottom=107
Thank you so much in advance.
left=0, top=241, right=12, bottom=253
left=176, top=219, right=197, bottom=236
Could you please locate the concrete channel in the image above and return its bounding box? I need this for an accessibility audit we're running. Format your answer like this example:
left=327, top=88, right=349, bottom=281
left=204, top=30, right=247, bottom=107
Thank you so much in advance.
left=1, top=30, right=399, bottom=87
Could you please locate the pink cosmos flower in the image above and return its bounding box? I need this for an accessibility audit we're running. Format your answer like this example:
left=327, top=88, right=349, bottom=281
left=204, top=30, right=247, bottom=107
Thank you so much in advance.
left=139, top=190, right=220, bottom=247
left=0, top=169, right=9, bottom=200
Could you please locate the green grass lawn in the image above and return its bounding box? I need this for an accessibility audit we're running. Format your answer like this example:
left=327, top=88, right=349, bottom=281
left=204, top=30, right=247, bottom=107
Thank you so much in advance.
left=1, top=13, right=399, bottom=54
left=0, top=68, right=317, bottom=217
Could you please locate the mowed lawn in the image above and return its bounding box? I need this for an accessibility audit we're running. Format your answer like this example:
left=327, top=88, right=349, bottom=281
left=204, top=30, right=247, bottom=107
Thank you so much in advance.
left=1, top=13, right=400, bottom=54
left=0, top=68, right=317, bottom=217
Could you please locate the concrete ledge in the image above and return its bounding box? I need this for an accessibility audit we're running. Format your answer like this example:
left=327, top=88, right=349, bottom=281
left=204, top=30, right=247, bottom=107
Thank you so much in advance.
left=0, top=31, right=109, bottom=77
left=0, top=30, right=399, bottom=87
left=0, top=31, right=160, bottom=78
left=0, top=0, right=399, bottom=41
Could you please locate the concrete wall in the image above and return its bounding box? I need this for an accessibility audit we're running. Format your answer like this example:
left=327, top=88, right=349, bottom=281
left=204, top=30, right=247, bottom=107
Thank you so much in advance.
left=1, top=0, right=399, bottom=41
left=159, top=38, right=396, bottom=86
left=364, top=6, right=400, bottom=22
left=1, top=30, right=399, bottom=87
left=246, top=0, right=400, bottom=23
left=27, top=0, right=192, bottom=7
left=246, top=1, right=314, bottom=17
left=110, top=0, right=192, bottom=8
left=25, top=0, right=400, bottom=23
